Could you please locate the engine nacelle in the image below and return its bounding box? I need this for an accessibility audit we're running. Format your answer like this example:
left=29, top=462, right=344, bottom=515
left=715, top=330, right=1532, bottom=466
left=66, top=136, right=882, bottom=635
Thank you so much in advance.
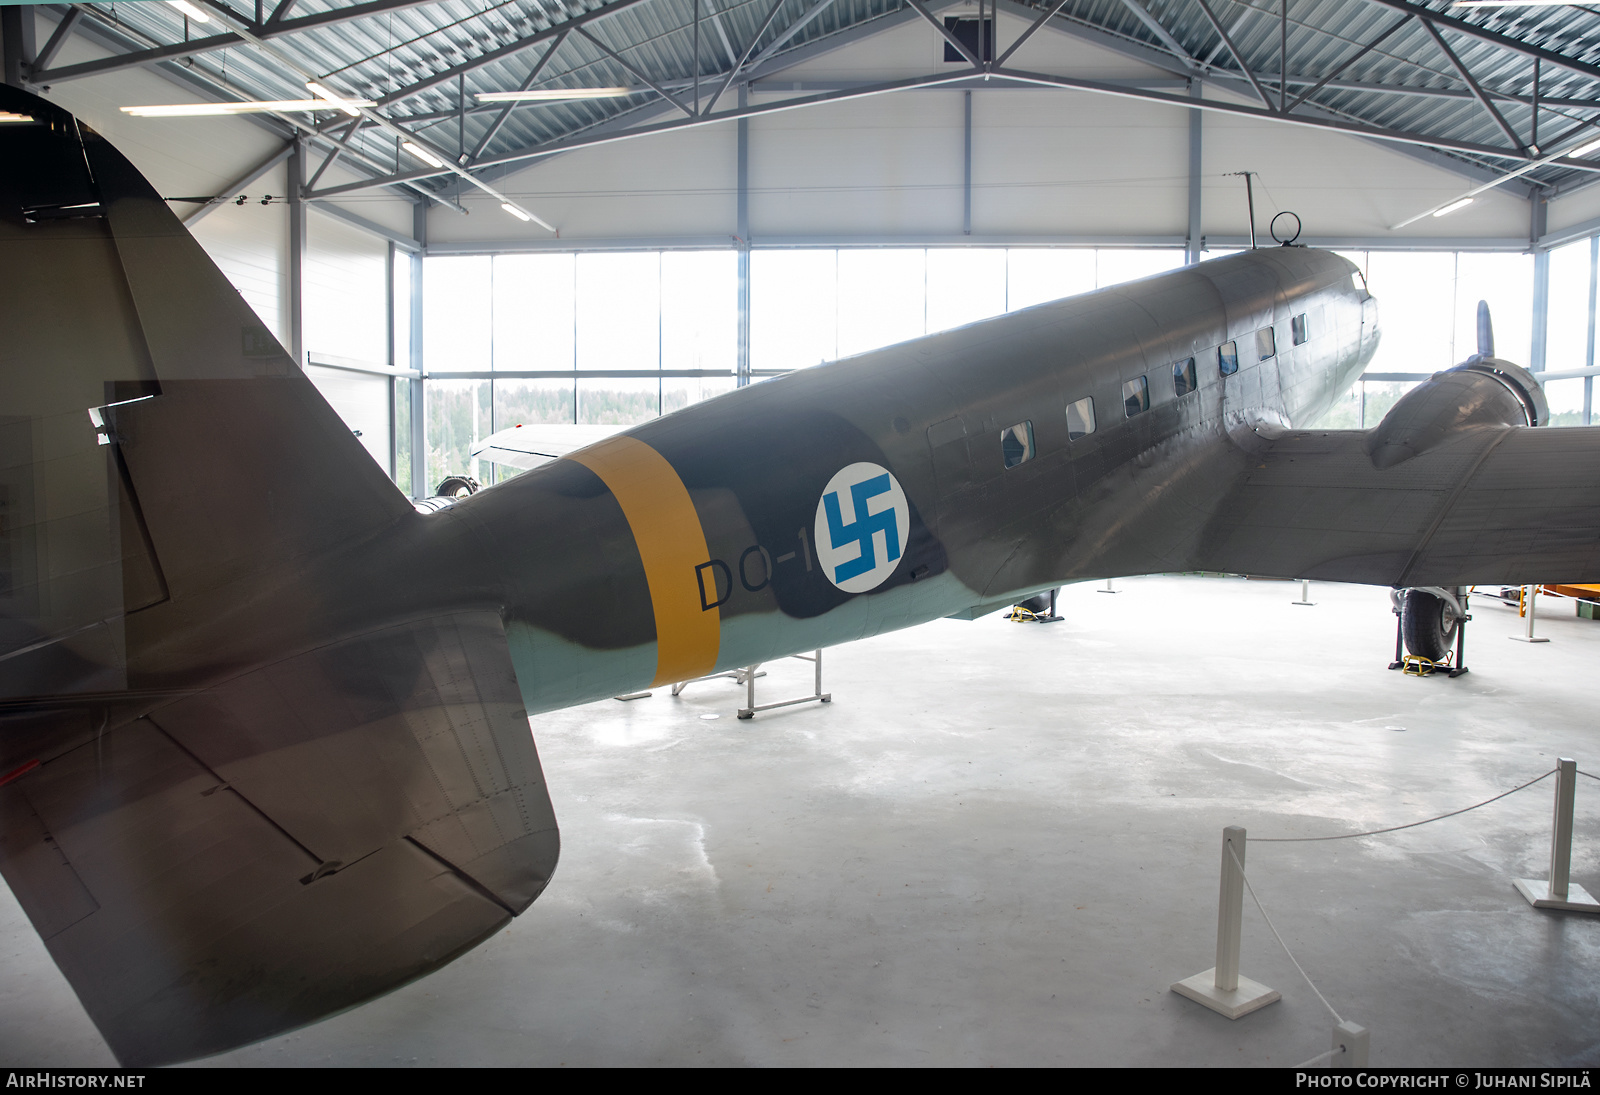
left=1364, top=356, right=1547, bottom=469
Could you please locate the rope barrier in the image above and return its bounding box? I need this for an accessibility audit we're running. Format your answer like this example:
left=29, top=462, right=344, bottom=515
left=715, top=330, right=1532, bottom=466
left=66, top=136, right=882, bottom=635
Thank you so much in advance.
left=1581, top=770, right=1600, bottom=783
left=1251, top=769, right=1557, bottom=843
left=1297, top=1047, right=1342, bottom=1068
left=1227, top=843, right=1343, bottom=1026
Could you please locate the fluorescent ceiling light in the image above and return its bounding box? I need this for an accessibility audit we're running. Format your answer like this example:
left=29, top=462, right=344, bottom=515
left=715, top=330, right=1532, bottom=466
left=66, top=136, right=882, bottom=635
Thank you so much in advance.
left=0, top=111, right=34, bottom=123
left=502, top=203, right=533, bottom=222
left=1570, top=138, right=1600, bottom=159
left=402, top=141, right=447, bottom=169
left=167, top=0, right=211, bottom=22
left=1453, top=1, right=1569, bottom=6
left=121, top=98, right=376, bottom=117
left=1432, top=198, right=1474, bottom=218
left=305, top=82, right=363, bottom=117
left=476, top=88, right=633, bottom=103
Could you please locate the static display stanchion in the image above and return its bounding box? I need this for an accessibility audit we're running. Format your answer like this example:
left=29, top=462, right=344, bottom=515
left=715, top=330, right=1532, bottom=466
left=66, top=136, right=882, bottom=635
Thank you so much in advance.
left=1510, top=584, right=1551, bottom=643
left=1332, top=1020, right=1370, bottom=1068
left=1293, top=579, right=1315, bottom=606
left=1514, top=757, right=1600, bottom=912
left=1171, top=826, right=1281, bottom=1018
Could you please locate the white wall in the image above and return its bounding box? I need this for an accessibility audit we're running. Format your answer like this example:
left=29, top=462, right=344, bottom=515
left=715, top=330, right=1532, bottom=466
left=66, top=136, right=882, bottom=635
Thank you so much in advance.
left=428, top=6, right=1536, bottom=250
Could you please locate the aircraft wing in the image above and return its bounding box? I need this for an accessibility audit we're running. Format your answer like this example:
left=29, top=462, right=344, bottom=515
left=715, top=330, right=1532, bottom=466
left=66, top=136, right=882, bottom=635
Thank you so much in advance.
left=0, top=610, right=558, bottom=1067
left=471, top=423, right=625, bottom=470
left=1194, top=423, right=1600, bottom=587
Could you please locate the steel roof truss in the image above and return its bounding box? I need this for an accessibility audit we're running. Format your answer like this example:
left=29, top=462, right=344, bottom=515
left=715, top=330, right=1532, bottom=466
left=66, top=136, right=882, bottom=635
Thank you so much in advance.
left=1283, top=13, right=1409, bottom=115
left=470, top=31, right=568, bottom=162
left=1417, top=16, right=1527, bottom=156
left=33, top=7, right=82, bottom=73
left=702, top=0, right=791, bottom=116
left=1192, top=0, right=1274, bottom=111
left=1361, top=0, right=1600, bottom=89
left=905, top=0, right=982, bottom=70
left=994, top=0, right=1074, bottom=68
left=36, top=0, right=442, bottom=84
left=574, top=25, right=695, bottom=117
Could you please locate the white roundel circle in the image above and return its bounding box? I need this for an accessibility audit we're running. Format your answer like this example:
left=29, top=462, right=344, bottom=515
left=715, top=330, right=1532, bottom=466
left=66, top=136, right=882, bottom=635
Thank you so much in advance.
left=813, top=462, right=911, bottom=594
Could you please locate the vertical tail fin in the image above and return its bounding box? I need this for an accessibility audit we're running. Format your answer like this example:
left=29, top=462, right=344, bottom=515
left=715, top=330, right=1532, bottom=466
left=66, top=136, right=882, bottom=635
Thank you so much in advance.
left=0, top=85, right=411, bottom=694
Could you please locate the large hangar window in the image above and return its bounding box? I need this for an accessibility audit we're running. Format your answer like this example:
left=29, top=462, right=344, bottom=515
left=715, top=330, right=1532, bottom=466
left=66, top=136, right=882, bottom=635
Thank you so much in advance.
left=1312, top=250, right=1539, bottom=429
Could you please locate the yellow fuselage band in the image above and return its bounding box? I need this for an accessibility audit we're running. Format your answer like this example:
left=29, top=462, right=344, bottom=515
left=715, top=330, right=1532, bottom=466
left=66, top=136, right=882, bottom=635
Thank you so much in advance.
left=569, top=436, right=720, bottom=686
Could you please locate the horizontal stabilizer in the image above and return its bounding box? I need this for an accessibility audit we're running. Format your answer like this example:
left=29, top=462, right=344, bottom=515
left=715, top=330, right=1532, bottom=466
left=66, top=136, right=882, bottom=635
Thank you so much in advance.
left=0, top=610, right=558, bottom=1065
left=471, top=422, right=625, bottom=470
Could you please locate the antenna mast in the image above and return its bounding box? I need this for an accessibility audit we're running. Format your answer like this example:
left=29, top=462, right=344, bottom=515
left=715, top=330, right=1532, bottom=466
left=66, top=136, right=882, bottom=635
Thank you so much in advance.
left=1225, top=171, right=1259, bottom=249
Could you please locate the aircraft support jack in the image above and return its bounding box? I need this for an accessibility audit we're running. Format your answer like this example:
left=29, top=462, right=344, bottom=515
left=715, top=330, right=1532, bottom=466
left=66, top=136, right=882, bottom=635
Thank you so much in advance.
left=671, top=666, right=766, bottom=697
left=738, top=650, right=830, bottom=719
left=1171, top=826, right=1281, bottom=1019
left=1514, top=758, right=1600, bottom=913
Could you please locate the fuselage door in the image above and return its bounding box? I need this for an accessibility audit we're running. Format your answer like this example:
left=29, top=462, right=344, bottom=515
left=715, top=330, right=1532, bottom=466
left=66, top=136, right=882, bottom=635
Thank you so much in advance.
left=926, top=415, right=975, bottom=533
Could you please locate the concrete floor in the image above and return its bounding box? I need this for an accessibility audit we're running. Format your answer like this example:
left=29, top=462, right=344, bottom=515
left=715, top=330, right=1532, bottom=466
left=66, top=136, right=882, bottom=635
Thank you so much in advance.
left=3, top=575, right=1598, bottom=1067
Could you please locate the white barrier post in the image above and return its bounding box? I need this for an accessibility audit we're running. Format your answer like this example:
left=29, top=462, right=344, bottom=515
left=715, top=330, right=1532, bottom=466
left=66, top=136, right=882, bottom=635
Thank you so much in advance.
left=1510, top=585, right=1550, bottom=643
left=1332, top=1021, right=1370, bottom=1067
left=1171, top=826, right=1281, bottom=1018
left=1293, top=579, right=1315, bottom=606
left=1515, top=758, right=1600, bottom=912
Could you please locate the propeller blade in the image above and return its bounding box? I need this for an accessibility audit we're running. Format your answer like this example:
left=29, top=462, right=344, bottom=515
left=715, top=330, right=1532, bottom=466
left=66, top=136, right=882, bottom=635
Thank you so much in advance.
left=1477, top=299, right=1495, bottom=358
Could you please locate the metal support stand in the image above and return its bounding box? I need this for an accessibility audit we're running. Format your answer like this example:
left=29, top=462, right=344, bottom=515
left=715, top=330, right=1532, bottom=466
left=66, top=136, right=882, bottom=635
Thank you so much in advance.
left=1387, top=604, right=1405, bottom=671
left=738, top=650, right=831, bottom=719
left=671, top=666, right=764, bottom=697
left=1331, top=1021, right=1370, bottom=1067
left=1040, top=587, right=1063, bottom=621
left=1515, top=758, right=1600, bottom=912
left=1448, top=605, right=1470, bottom=677
left=1171, top=826, right=1281, bottom=1018
left=1293, top=579, right=1315, bottom=606
left=1510, top=585, right=1551, bottom=643
left=1099, top=578, right=1119, bottom=594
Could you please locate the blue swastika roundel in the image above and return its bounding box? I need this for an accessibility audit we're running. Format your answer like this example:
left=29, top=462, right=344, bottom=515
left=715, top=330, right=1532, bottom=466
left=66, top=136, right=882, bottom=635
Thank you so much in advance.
left=813, top=462, right=911, bottom=594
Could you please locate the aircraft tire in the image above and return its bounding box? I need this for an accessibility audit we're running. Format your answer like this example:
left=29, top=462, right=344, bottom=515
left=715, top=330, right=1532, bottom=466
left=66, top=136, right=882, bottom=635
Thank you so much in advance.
left=1402, top=589, right=1458, bottom=662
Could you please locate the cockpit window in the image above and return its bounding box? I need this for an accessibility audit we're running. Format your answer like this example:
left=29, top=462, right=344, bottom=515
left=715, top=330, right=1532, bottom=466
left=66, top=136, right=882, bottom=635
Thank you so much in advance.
left=1173, top=357, right=1197, bottom=396
left=1001, top=421, right=1035, bottom=468
left=1123, top=376, right=1150, bottom=418
left=1256, top=326, right=1276, bottom=360
left=1218, top=341, right=1239, bottom=376
left=1066, top=397, right=1096, bottom=441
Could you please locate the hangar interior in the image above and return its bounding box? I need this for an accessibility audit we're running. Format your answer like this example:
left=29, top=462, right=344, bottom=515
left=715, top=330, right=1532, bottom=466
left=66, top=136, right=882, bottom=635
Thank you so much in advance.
left=2, top=0, right=1600, bottom=1068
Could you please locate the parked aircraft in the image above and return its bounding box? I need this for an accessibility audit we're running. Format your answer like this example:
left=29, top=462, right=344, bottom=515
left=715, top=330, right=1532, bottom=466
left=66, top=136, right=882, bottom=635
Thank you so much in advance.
left=3, top=84, right=1595, bottom=1065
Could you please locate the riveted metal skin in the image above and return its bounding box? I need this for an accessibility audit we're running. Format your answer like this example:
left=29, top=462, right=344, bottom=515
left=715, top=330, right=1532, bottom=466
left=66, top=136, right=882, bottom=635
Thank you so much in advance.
left=6, top=84, right=1600, bottom=1064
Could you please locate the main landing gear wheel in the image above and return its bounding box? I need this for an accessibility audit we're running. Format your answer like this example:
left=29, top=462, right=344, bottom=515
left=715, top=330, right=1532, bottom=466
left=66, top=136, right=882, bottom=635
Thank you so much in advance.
left=1401, top=588, right=1461, bottom=663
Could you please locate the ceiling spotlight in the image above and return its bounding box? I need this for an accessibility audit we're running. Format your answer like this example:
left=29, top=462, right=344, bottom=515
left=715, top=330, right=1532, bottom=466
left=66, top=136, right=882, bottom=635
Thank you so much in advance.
left=167, top=0, right=211, bottom=22
left=306, top=82, right=363, bottom=117
left=1432, top=198, right=1474, bottom=218
left=476, top=88, right=633, bottom=103
left=121, top=98, right=376, bottom=117
left=0, top=111, right=35, bottom=123
left=402, top=141, right=447, bottom=169
left=502, top=203, right=534, bottom=222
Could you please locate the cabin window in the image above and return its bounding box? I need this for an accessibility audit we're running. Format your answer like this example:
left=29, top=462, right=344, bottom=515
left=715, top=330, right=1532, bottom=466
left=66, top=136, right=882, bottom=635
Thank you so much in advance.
left=1218, top=341, right=1239, bottom=376
left=1173, top=357, right=1197, bottom=396
left=1001, top=421, right=1035, bottom=468
left=1292, top=313, right=1309, bottom=345
left=1256, top=326, right=1276, bottom=360
left=1066, top=397, right=1096, bottom=441
left=1123, top=376, right=1150, bottom=418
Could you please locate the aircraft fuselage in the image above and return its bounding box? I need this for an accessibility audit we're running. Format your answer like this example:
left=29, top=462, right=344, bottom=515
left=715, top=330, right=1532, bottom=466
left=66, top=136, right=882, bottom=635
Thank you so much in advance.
left=431, top=247, right=1378, bottom=713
